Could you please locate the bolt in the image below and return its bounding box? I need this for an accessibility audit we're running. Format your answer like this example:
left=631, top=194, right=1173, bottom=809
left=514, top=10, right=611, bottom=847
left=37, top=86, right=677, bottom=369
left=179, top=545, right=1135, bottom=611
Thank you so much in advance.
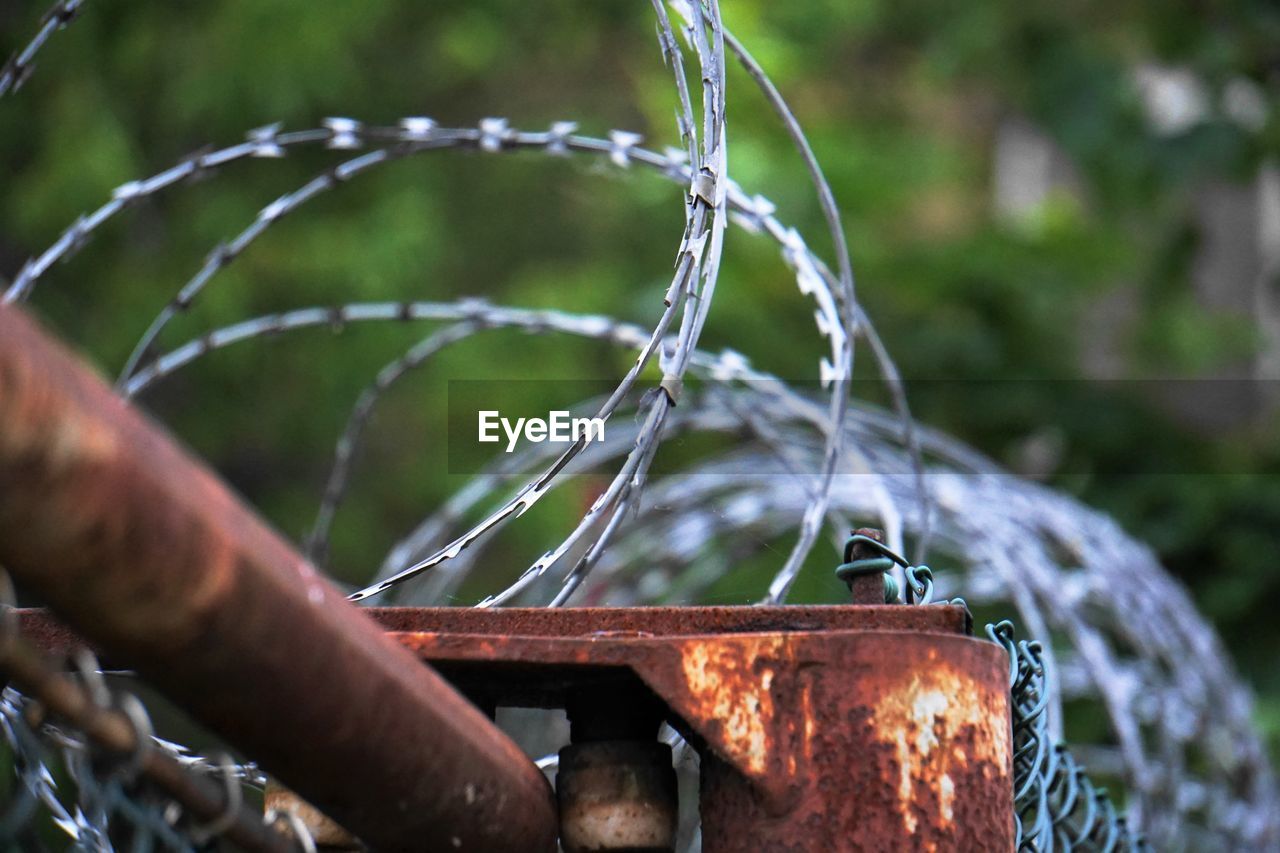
left=835, top=528, right=896, bottom=604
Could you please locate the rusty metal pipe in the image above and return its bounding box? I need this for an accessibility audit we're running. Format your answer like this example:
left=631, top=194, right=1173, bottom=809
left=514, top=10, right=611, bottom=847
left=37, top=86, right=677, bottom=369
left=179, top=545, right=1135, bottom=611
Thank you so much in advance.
left=0, top=304, right=557, bottom=852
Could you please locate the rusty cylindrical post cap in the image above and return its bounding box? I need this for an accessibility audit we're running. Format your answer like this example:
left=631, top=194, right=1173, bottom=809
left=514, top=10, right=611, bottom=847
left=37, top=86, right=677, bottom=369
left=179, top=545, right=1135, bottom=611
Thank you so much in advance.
left=557, top=740, right=677, bottom=853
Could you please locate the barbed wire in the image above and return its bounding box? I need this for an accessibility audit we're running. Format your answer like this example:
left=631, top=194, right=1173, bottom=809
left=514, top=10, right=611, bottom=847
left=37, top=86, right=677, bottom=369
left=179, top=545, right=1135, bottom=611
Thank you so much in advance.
left=105, top=117, right=915, bottom=592
left=0, top=6, right=912, bottom=610
left=120, top=298, right=1280, bottom=845
left=2, top=9, right=734, bottom=608
left=11, top=112, right=907, bottom=603
left=4, top=0, right=1279, bottom=849
left=0, top=0, right=84, bottom=100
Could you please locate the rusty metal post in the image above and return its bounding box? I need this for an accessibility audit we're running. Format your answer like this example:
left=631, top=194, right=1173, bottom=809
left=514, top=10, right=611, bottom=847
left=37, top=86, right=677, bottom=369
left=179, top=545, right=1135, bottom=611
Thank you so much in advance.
left=0, top=304, right=557, bottom=853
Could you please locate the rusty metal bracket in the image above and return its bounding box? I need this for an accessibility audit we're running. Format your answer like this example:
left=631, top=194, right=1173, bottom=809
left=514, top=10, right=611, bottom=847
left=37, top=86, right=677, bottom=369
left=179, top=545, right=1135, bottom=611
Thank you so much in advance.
left=22, top=605, right=1013, bottom=850
left=378, top=605, right=1014, bottom=850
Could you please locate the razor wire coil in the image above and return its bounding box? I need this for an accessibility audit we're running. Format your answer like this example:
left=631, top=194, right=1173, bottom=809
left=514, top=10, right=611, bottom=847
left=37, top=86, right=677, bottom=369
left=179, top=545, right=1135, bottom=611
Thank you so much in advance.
left=1, top=0, right=1277, bottom=849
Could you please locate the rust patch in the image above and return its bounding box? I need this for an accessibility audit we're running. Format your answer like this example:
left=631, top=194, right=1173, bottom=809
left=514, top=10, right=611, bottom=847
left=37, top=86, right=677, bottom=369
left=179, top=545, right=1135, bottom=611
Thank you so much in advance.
left=679, top=636, right=790, bottom=777
left=869, top=649, right=1011, bottom=846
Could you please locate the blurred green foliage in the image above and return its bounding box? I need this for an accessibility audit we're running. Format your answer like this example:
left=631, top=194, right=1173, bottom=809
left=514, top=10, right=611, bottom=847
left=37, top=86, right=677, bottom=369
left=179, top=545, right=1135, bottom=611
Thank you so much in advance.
left=2, top=0, right=1277, bottom=754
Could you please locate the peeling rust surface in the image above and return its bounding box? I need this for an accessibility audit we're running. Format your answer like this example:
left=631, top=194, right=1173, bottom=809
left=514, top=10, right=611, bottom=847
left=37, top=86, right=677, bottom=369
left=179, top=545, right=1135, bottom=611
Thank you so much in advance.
left=680, top=636, right=787, bottom=778
left=867, top=650, right=1011, bottom=842
left=695, top=634, right=1012, bottom=852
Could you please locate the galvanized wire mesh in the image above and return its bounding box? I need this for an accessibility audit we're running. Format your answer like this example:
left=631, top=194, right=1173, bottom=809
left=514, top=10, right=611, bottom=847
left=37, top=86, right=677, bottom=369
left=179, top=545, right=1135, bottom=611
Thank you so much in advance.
left=2, top=0, right=1278, bottom=849
left=988, top=621, right=1146, bottom=852
left=1, top=686, right=187, bottom=851
left=0, top=680, right=305, bottom=852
